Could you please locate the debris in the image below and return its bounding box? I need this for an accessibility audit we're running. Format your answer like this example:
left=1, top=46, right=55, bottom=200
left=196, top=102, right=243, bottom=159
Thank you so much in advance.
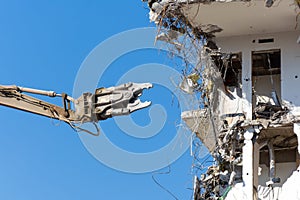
left=143, top=0, right=300, bottom=199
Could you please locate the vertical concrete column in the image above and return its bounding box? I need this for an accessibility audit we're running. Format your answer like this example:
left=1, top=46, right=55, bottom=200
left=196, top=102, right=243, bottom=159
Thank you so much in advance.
left=242, top=50, right=252, bottom=120
left=243, top=128, right=254, bottom=200
left=253, top=142, right=260, bottom=198
left=243, top=126, right=256, bottom=200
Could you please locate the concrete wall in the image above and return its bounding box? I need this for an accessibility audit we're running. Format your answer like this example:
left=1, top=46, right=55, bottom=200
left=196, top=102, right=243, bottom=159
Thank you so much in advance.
left=216, top=31, right=300, bottom=119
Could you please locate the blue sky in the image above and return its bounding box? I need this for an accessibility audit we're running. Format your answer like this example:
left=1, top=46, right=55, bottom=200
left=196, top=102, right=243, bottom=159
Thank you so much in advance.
left=0, top=1, right=207, bottom=199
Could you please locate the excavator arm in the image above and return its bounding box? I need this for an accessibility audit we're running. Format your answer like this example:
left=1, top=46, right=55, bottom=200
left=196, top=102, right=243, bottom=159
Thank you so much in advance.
left=0, top=83, right=152, bottom=135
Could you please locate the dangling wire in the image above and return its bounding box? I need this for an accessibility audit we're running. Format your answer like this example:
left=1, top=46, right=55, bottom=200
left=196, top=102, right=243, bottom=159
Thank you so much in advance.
left=267, top=53, right=275, bottom=90
left=152, top=166, right=179, bottom=200
left=69, top=121, right=100, bottom=136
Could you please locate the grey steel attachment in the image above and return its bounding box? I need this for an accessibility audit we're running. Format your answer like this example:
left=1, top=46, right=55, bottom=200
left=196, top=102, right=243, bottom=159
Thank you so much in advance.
left=72, top=82, right=153, bottom=122
left=0, top=82, right=152, bottom=135
left=93, top=82, right=152, bottom=120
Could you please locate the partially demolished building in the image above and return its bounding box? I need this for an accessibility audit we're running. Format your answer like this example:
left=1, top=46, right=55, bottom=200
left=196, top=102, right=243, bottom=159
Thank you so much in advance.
left=144, top=0, right=300, bottom=199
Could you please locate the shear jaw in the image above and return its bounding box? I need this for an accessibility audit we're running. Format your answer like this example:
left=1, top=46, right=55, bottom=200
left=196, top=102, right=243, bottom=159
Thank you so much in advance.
left=112, top=82, right=153, bottom=115
left=92, top=82, right=153, bottom=120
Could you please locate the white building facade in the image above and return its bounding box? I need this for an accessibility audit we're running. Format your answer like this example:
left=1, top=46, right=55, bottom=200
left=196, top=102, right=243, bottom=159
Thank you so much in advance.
left=145, top=0, right=300, bottom=199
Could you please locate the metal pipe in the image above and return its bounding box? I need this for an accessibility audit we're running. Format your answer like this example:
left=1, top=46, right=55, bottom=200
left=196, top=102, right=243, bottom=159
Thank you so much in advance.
left=18, top=86, right=58, bottom=97
left=267, top=139, right=275, bottom=183
left=259, top=140, right=269, bottom=149
left=228, top=171, right=236, bottom=185
left=0, top=85, right=60, bottom=97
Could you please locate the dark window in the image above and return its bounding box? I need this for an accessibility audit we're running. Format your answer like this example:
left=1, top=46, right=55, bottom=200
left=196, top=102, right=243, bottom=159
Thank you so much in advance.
left=252, top=49, right=281, bottom=76
left=213, top=53, right=242, bottom=87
